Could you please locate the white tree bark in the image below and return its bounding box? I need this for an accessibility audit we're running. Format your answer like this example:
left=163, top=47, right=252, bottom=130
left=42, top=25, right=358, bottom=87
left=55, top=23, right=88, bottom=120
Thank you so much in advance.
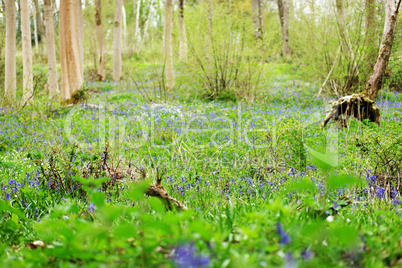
left=142, top=0, right=153, bottom=43
left=363, top=0, right=401, bottom=100
left=251, top=0, right=264, bottom=37
left=5, top=0, right=17, bottom=102
left=178, top=0, right=187, bottom=61
left=44, top=0, right=59, bottom=99
left=60, top=0, right=83, bottom=101
left=113, top=0, right=123, bottom=81
left=77, top=0, right=84, bottom=80
left=21, top=0, right=34, bottom=104
left=133, top=0, right=141, bottom=52
left=164, top=0, right=174, bottom=91
left=95, top=0, right=106, bottom=81
left=277, top=0, right=290, bottom=57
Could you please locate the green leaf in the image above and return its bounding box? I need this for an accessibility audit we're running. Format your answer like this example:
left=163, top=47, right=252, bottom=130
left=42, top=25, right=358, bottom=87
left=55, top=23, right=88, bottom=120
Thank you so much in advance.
left=0, top=200, right=27, bottom=220
left=327, top=175, right=360, bottom=189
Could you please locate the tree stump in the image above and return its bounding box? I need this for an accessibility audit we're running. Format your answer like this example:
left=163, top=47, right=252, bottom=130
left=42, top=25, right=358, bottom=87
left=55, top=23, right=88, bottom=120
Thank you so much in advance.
left=320, top=94, right=381, bottom=129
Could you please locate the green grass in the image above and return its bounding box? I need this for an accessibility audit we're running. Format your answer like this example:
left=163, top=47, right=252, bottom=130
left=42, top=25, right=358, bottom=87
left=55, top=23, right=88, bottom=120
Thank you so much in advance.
left=0, top=67, right=401, bottom=267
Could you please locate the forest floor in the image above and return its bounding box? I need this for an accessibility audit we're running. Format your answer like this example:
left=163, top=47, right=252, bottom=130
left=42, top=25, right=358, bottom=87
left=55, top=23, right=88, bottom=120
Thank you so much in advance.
left=0, top=67, right=402, bottom=267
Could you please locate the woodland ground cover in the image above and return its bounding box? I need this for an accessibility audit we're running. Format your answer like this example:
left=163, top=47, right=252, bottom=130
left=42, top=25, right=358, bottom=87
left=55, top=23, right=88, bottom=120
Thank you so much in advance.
left=0, top=66, right=402, bottom=267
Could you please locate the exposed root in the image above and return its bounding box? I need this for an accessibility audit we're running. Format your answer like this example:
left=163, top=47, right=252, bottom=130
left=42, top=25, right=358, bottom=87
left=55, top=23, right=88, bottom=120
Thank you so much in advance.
left=320, top=94, right=381, bottom=129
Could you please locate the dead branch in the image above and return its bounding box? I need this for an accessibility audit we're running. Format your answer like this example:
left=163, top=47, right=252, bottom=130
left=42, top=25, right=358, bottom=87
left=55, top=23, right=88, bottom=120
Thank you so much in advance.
left=145, top=168, right=187, bottom=211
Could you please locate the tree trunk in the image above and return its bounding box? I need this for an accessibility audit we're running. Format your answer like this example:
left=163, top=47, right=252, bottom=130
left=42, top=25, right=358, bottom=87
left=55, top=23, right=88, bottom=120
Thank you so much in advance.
left=44, top=0, right=59, bottom=99
left=21, top=0, right=33, bottom=104
left=113, top=0, right=123, bottom=81
left=32, top=2, right=38, bottom=50
left=321, top=0, right=401, bottom=129
left=33, top=0, right=44, bottom=41
left=164, top=0, right=174, bottom=91
left=277, top=0, right=290, bottom=57
left=77, top=0, right=84, bottom=80
left=252, top=0, right=264, bottom=37
left=178, top=0, right=187, bottom=61
left=133, top=0, right=141, bottom=53
left=5, top=0, right=16, bottom=102
left=95, top=0, right=106, bottom=81
left=363, top=0, right=401, bottom=101
left=365, top=0, right=377, bottom=73
left=60, top=0, right=83, bottom=101
left=142, top=0, right=153, bottom=43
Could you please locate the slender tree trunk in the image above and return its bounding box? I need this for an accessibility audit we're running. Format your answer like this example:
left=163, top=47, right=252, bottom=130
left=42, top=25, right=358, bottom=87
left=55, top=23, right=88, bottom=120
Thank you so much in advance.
left=133, top=0, right=141, bottom=52
left=164, top=0, right=174, bottom=91
left=95, top=0, right=106, bottom=81
left=77, top=0, right=84, bottom=80
left=365, top=0, right=377, bottom=72
left=178, top=0, right=187, bottom=61
left=32, top=2, right=38, bottom=49
left=21, top=0, right=33, bottom=104
left=122, top=4, right=127, bottom=44
left=34, top=0, right=44, bottom=41
left=277, top=0, right=290, bottom=57
left=44, top=0, right=59, bottom=99
left=60, top=0, right=83, bottom=101
left=363, top=0, right=401, bottom=101
left=252, top=0, right=264, bottom=37
left=16, top=0, right=21, bottom=41
left=5, top=0, right=16, bottom=102
left=113, top=0, right=123, bottom=81
left=142, top=0, right=153, bottom=42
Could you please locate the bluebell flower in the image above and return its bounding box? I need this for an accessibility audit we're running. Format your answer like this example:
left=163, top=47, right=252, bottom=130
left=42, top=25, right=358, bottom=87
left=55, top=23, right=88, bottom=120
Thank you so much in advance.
left=173, top=242, right=210, bottom=268
left=276, top=223, right=290, bottom=245
left=283, top=252, right=296, bottom=268
left=88, top=203, right=97, bottom=213
left=301, top=248, right=313, bottom=260
left=5, top=192, right=11, bottom=201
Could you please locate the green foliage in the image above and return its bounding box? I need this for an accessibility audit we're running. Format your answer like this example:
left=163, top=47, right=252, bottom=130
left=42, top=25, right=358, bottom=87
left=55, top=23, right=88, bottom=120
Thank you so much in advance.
left=184, top=4, right=265, bottom=102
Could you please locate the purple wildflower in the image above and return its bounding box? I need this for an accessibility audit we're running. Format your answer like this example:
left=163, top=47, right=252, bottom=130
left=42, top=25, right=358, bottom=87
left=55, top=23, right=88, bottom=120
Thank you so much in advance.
left=88, top=203, right=97, bottom=213
left=173, top=242, right=210, bottom=268
left=5, top=192, right=11, bottom=201
left=276, top=222, right=290, bottom=245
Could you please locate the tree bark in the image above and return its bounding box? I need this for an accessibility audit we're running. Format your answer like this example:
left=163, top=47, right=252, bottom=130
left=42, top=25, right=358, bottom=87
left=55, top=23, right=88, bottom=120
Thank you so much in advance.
left=44, top=0, right=59, bottom=99
left=33, top=0, right=44, bottom=41
left=142, top=0, right=153, bottom=43
left=32, top=2, right=38, bottom=49
left=77, top=0, right=84, bottom=80
left=95, top=0, right=106, bottom=81
left=252, top=0, right=264, bottom=37
left=362, top=0, right=401, bottom=101
left=365, top=0, right=377, bottom=73
left=21, top=0, right=33, bottom=104
left=133, top=0, right=141, bottom=53
left=113, top=0, right=123, bottom=81
left=164, top=0, right=174, bottom=91
left=277, top=0, right=290, bottom=57
left=5, top=0, right=17, bottom=102
left=178, top=0, right=187, bottom=61
left=60, top=0, right=83, bottom=101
